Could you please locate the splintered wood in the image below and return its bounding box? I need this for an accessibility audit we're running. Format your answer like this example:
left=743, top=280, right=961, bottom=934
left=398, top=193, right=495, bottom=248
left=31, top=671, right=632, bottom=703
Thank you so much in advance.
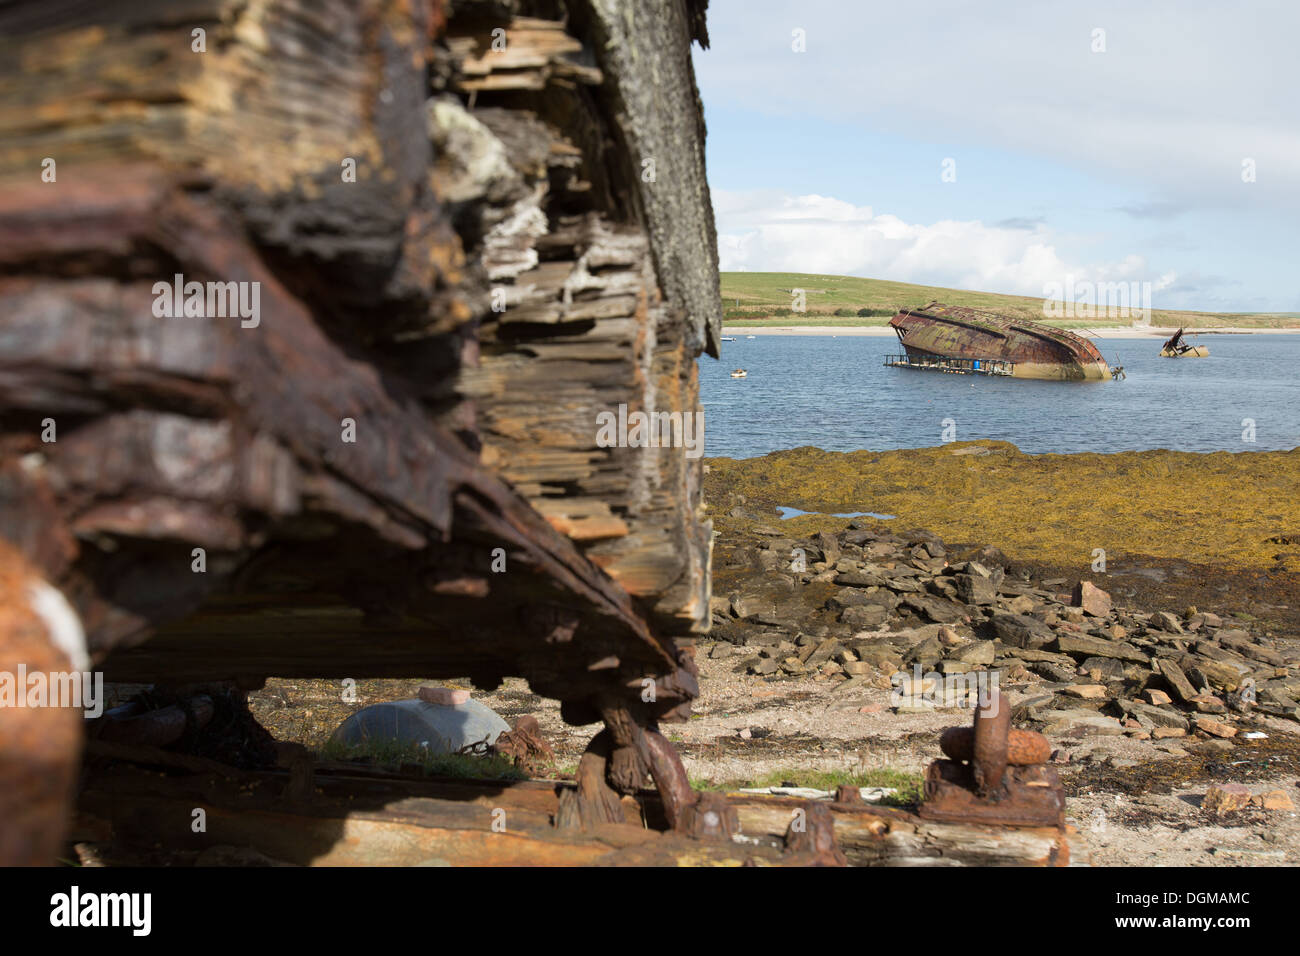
left=71, top=761, right=1086, bottom=867
left=0, top=0, right=717, bottom=696
left=0, top=0, right=727, bottom=863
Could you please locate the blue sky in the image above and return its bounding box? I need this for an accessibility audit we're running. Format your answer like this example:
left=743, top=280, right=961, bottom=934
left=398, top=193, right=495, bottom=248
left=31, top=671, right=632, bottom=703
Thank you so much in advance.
left=692, top=1, right=1300, bottom=313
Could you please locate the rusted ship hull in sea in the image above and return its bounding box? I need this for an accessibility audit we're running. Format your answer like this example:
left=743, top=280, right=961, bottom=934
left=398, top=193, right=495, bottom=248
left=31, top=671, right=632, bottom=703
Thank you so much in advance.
left=1160, top=328, right=1209, bottom=358
left=888, top=301, right=1113, bottom=381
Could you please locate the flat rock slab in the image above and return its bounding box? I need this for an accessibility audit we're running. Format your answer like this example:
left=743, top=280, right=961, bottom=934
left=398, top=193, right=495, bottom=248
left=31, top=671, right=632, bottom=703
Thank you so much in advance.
left=1119, top=698, right=1189, bottom=730
left=1053, top=634, right=1148, bottom=663
left=1039, top=708, right=1126, bottom=736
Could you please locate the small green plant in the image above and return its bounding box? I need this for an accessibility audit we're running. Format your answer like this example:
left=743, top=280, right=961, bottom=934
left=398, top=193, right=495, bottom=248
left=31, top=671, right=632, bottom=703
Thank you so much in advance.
left=690, top=766, right=924, bottom=806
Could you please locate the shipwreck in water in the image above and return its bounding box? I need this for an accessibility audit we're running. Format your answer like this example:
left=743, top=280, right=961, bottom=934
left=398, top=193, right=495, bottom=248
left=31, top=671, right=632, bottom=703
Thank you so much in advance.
left=1160, top=328, right=1209, bottom=358
left=887, top=302, right=1113, bottom=381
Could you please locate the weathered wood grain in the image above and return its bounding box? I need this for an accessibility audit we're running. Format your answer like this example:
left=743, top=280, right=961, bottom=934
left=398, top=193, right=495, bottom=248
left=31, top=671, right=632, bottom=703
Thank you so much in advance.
left=0, top=0, right=716, bottom=706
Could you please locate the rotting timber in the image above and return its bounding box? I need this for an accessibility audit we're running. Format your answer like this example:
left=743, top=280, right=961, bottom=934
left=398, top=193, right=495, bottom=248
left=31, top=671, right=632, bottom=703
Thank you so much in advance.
left=0, top=0, right=724, bottom=863
left=890, top=301, right=1113, bottom=380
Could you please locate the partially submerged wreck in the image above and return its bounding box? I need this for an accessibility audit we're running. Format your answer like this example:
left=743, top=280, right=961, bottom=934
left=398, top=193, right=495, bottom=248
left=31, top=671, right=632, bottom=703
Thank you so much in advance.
left=1160, top=328, right=1209, bottom=358
left=887, top=302, right=1112, bottom=381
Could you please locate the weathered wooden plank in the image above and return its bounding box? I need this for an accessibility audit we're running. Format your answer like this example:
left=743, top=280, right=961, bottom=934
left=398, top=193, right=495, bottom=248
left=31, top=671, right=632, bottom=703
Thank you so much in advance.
left=70, top=759, right=1085, bottom=867
left=0, top=0, right=725, bottom=862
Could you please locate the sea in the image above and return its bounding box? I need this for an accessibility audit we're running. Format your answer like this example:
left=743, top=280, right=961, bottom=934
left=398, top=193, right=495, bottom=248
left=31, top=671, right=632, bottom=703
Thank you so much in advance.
left=698, top=333, right=1300, bottom=459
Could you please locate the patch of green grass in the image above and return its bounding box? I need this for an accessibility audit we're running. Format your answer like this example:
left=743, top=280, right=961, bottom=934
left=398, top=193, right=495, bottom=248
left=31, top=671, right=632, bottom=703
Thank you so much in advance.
left=719, top=272, right=1299, bottom=329
left=692, top=766, right=924, bottom=806
left=318, top=738, right=527, bottom=781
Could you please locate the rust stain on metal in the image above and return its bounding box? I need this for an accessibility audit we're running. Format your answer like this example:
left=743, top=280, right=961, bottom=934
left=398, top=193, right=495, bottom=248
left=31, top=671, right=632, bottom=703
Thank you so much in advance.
left=0, top=542, right=83, bottom=866
left=491, top=715, right=555, bottom=775
left=784, top=801, right=848, bottom=866
left=919, top=691, right=1066, bottom=829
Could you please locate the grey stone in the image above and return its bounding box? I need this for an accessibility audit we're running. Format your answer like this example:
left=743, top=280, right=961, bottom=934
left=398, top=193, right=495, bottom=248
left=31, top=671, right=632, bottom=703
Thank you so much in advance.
left=841, top=604, right=889, bottom=629
left=955, top=573, right=998, bottom=606
left=330, top=698, right=510, bottom=755
left=950, top=640, right=996, bottom=666
left=1078, top=657, right=1127, bottom=681
left=1040, top=709, right=1126, bottom=736
left=904, top=635, right=945, bottom=667
left=991, top=613, right=1054, bottom=649
left=1118, top=699, right=1189, bottom=730
left=1150, top=611, right=1184, bottom=633
left=902, top=594, right=967, bottom=624
left=1053, top=633, right=1148, bottom=663
left=849, top=641, right=903, bottom=670
left=1156, top=658, right=1198, bottom=702
left=834, top=569, right=890, bottom=588
left=803, top=637, right=843, bottom=667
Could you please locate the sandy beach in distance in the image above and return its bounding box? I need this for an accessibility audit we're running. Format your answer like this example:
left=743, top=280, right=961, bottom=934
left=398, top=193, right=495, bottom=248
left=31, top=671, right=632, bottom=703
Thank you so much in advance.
left=722, top=325, right=1300, bottom=338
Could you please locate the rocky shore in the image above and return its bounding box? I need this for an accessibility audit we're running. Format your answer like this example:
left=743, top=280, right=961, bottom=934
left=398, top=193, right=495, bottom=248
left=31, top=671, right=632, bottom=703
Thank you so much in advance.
left=708, top=518, right=1300, bottom=746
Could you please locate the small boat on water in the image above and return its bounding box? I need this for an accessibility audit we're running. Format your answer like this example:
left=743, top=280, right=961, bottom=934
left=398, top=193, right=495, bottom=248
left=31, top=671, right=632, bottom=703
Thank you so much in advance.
left=1159, top=328, right=1209, bottom=358
left=746, top=335, right=756, bottom=339
left=729, top=368, right=747, bottom=378
left=721, top=335, right=737, bottom=342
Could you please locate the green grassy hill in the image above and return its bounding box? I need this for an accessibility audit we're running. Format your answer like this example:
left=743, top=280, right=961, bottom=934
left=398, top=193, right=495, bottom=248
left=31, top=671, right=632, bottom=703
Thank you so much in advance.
left=719, top=272, right=1298, bottom=329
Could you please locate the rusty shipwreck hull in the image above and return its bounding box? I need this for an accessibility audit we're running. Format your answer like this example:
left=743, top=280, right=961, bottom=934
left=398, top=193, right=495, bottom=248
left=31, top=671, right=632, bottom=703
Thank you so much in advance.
left=890, top=302, right=1112, bottom=381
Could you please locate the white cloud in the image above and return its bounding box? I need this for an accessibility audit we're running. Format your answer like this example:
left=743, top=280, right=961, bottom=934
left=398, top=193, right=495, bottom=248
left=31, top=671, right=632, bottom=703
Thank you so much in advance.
left=696, top=1, right=1300, bottom=212
left=716, top=190, right=1167, bottom=298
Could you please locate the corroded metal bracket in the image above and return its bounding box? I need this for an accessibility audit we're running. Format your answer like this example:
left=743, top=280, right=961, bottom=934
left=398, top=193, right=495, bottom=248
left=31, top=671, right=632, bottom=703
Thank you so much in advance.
left=919, top=691, right=1065, bottom=828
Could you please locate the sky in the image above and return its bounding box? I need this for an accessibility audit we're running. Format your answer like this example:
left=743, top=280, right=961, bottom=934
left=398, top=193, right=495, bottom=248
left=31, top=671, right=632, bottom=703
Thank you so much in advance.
left=691, top=1, right=1300, bottom=313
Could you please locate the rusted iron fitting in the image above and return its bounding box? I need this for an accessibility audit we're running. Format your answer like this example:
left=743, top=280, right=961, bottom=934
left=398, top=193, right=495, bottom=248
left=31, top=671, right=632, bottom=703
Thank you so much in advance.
left=918, top=691, right=1064, bottom=828
left=677, top=790, right=739, bottom=842
left=784, top=801, right=847, bottom=866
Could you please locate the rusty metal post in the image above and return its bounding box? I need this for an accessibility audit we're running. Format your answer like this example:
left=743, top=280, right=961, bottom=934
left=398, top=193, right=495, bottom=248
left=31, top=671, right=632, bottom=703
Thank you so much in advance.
left=919, top=690, right=1065, bottom=828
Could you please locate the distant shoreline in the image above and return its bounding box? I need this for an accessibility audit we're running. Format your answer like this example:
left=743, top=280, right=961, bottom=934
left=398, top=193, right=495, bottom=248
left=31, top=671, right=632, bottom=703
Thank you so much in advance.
left=721, top=325, right=1300, bottom=339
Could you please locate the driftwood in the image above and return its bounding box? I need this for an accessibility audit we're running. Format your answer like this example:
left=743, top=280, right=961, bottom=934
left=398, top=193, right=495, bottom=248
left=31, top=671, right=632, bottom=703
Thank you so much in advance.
left=70, top=760, right=1085, bottom=867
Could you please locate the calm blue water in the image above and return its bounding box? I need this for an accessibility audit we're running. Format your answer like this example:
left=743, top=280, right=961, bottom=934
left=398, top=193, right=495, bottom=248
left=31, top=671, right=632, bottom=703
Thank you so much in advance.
left=699, top=334, right=1300, bottom=458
